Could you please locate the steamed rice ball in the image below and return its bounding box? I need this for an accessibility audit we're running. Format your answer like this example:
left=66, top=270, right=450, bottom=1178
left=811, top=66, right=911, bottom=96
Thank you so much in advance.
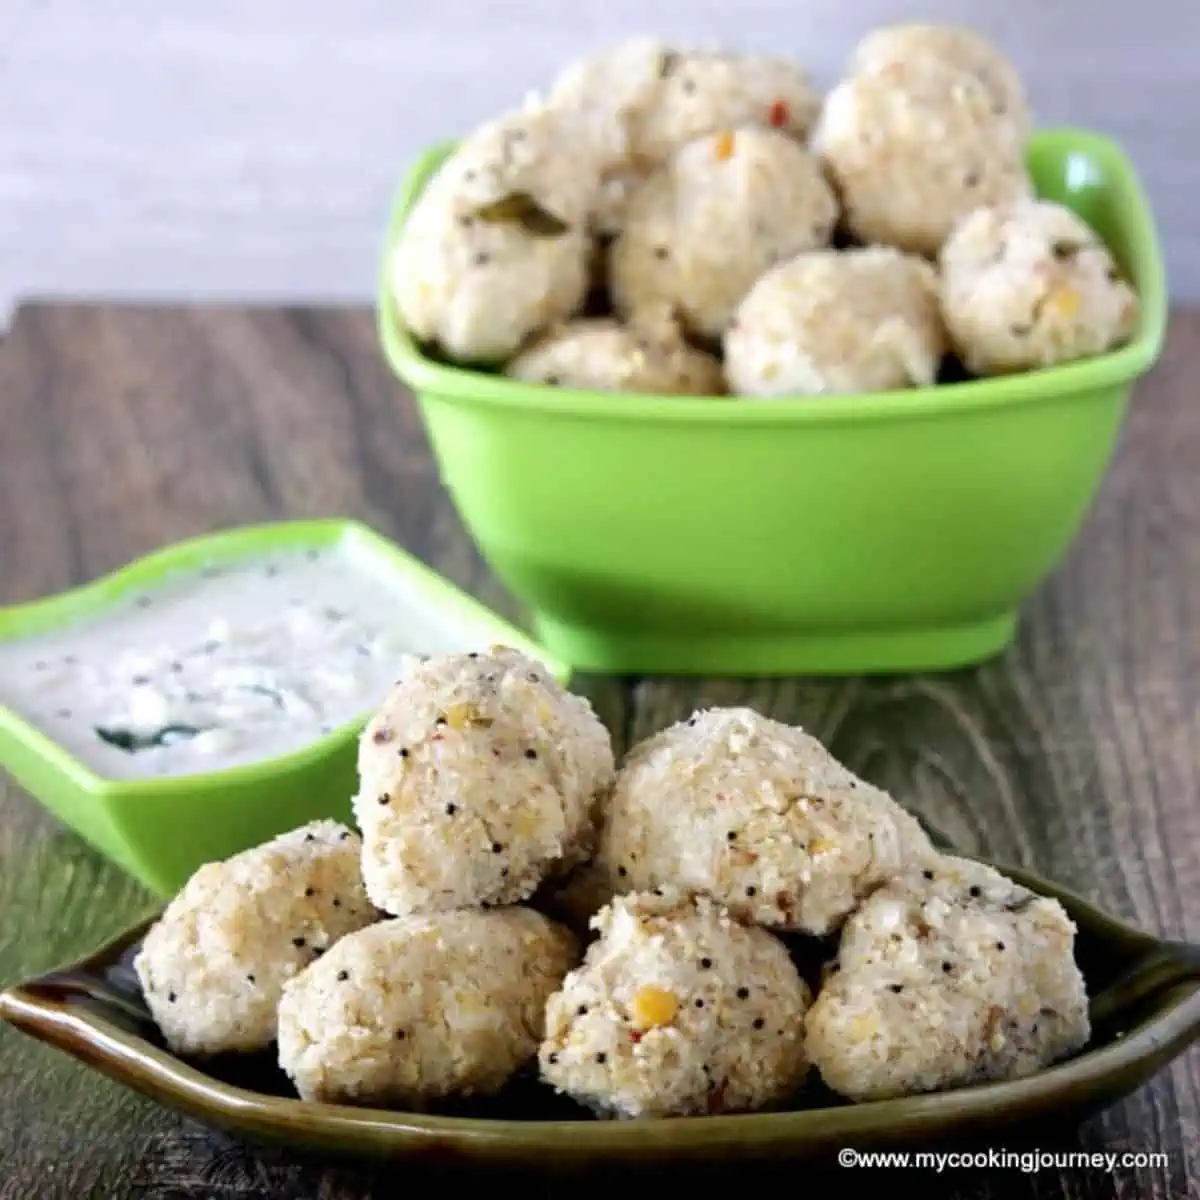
left=426, top=103, right=598, bottom=226
left=353, top=647, right=615, bottom=916
left=541, top=37, right=671, bottom=237
left=848, top=22, right=1031, bottom=132
left=278, top=907, right=578, bottom=1106
left=544, top=42, right=822, bottom=168
left=633, top=49, right=823, bottom=165
left=506, top=303, right=724, bottom=394
left=724, top=246, right=946, bottom=396
left=812, top=56, right=1031, bottom=257
left=938, top=198, right=1140, bottom=374
left=595, top=707, right=937, bottom=936
left=544, top=43, right=822, bottom=238
left=610, top=127, right=838, bottom=340
left=542, top=36, right=673, bottom=174
left=538, top=889, right=812, bottom=1117
left=805, top=856, right=1090, bottom=1101
left=133, top=821, right=376, bottom=1056
left=389, top=105, right=597, bottom=362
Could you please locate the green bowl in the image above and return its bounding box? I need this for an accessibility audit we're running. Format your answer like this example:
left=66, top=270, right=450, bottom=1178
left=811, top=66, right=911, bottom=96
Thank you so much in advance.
left=0, top=519, right=568, bottom=897
left=377, top=128, right=1169, bottom=677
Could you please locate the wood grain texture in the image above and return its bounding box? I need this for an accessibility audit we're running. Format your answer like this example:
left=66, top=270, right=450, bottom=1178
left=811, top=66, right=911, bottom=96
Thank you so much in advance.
left=0, top=0, right=1198, bottom=327
left=0, top=302, right=1197, bottom=1198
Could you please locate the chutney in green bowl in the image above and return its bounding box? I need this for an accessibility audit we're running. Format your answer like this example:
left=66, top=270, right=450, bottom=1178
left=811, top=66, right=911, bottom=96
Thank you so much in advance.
left=0, top=519, right=567, bottom=896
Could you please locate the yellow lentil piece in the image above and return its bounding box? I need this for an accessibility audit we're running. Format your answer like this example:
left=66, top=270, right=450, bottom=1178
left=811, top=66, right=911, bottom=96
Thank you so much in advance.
left=631, top=985, right=679, bottom=1029
left=443, top=702, right=476, bottom=730
left=1047, top=288, right=1081, bottom=319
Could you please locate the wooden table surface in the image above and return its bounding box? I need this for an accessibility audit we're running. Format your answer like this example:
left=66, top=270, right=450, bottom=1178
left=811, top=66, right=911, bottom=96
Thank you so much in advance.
left=0, top=303, right=1196, bottom=1199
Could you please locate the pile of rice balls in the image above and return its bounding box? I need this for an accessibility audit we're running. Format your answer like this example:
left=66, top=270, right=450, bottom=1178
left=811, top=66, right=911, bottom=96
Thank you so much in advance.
left=388, top=23, right=1141, bottom=399
left=135, top=646, right=1091, bottom=1119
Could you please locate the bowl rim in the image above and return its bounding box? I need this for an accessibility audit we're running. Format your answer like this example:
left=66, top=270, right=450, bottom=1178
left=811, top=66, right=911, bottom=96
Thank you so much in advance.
left=0, top=518, right=570, bottom=801
left=376, top=126, right=1168, bottom=425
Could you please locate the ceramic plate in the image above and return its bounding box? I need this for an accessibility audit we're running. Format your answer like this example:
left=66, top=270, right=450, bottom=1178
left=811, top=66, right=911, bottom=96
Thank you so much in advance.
left=2, top=843, right=1198, bottom=1167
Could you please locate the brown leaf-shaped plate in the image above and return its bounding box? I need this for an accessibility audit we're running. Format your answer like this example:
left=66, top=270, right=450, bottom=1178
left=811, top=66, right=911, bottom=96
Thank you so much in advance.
left=2, top=837, right=1199, bottom=1168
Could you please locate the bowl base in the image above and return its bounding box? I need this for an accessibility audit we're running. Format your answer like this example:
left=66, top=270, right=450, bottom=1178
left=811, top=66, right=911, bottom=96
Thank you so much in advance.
left=530, top=611, right=1019, bottom=677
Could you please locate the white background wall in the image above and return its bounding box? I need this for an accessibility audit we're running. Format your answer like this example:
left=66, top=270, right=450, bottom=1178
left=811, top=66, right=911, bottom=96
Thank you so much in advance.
left=0, top=0, right=1195, bottom=323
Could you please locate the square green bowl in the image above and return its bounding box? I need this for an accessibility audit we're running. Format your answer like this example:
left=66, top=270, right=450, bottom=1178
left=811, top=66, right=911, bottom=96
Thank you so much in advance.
left=0, top=519, right=568, bottom=897
left=377, top=128, right=1168, bottom=677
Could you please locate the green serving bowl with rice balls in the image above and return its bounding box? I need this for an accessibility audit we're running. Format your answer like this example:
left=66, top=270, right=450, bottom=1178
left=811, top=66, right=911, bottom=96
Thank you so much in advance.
left=378, top=128, right=1167, bottom=677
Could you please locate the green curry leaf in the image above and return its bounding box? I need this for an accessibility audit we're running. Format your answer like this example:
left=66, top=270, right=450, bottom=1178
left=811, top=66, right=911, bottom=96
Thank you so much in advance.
left=474, top=192, right=570, bottom=237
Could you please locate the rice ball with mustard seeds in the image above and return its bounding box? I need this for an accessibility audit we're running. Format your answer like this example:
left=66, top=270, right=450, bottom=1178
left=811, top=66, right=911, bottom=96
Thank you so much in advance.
left=134, top=820, right=377, bottom=1057
left=812, top=56, right=1031, bottom=257
left=724, top=246, right=946, bottom=397
left=610, top=127, right=838, bottom=340
left=805, top=856, right=1090, bottom=1102
left=542, top=41, right=660, bottom=239
left=505, top=304, right=724, bottom=395
left=278, top=907, right=578, bottom=1106
left=389, top=104, right=597, bottom=363
left=632, top=50, right=823, bottom=166
left=539, top=889, right=811, bottom=1118
left=542, top=37, right=673, bottom=174
left=595, top=707, right=937, bottom=936
left=543, top=43, right=821, bottom=239
left=938, top=198, right=1140, bottom=374
left=354, top=647, right=615, bottom=916
left=848, top=22, right=1031, bottom=132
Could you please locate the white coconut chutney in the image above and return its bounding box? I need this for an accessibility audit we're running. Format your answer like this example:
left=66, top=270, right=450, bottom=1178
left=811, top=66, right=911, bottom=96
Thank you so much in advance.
left=0, top=544, right=507, bottom=779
